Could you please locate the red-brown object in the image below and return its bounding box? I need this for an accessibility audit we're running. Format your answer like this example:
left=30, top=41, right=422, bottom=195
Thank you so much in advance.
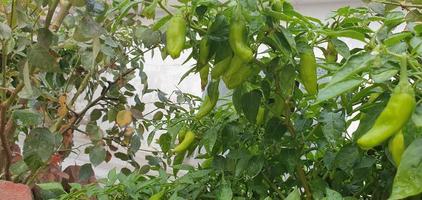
left=0, top=181, right=33, bottom=200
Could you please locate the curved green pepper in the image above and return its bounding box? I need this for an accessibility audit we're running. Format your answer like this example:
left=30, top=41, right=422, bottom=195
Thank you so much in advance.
left=199, top=64, right=210, bottom=91
left=388, top=130, right=405, bottom=166
left=199, top=38, right=210, bottom=66
left=173, top=130, right=195, bottom=153
left=325, top=41, right=338, bottom=63
left=299, top=50, right=318, bottom=95
left=166, top=15, right=186, bottom=59
left=195, top=80, right=219, bottom=120
left=211, top=43, right=233, bottom=79
left=357, top=81, right=415, bottom=150
left=229, top=8, right=253, bottom=62
left=222, top=56, right=253, bottom=89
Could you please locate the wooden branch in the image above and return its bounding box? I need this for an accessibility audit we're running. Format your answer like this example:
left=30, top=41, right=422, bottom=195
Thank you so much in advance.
left=45, top=0, right=59, bottom=29
left=0, top=105, right=12, bottom=180
left=50, top=0, right=72, bottom=32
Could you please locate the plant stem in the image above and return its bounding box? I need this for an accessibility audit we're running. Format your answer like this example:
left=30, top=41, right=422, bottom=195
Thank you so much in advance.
left=399, top=55, right=408, bottom=82
left=9, top=0, right=14, bottom=27
left=262, top=172, right=285, bottom=198
left=283, top=98, right=312, bottom=200
left=51, top=0, right=72, bottom=31
left=0, top=105, right=12, bottom=180
left=45, top=0, right=59, bottom=29
left=373, top=0, right=422, bottom=9
left=1, top=41, right=7, bottom=100
left=158, top=1, right=173, bottom=16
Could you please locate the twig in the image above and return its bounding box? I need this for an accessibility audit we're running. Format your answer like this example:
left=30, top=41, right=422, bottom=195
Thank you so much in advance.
left=45, top=0, right=59, bottom=29
left=262, top=172, right=285, bottom=198
left=50, top=0, right=72, bottom=32
left=372, top=0, right=422, bottom=9
left=158, top=1, right=173, bottom=16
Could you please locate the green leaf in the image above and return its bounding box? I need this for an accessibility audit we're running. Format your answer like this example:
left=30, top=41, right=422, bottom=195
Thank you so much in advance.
left=324, top=188, right=343, bottom=200
left=0, top=22, right=12, bottom=40
left=85, top=123, right=103, bottom=142
left=384, top=11, right=405, bottom=28
left=217, top=178, right=232, bottom=200
left=285, top=187, right=301, bottom=200
left=89, top=146, right=106, bottom=166
left=152, top=15, right=172, bottom=31
left=279, top=64, right=296, bottom=97
left=12, top=109, right=42, bottom=126
left=23, top=128, right=62, bottom=170
left=334, top=145, right=360, bottom=172
left=409, top=37, right=422, bottom=56
left=316, top=79, right=363, bottom=103
left=10, top=160, right=28, bottom=176
left=241, top=89, right=262, bottom=123
left=383, top=32, right=413, bottom=46
left=320, top=111, right=345, bottom=146
left=28, top=44, right=60, bottom=72
left=331, top=38, right=350, bottom=59
left=79, top=163, right=94, bottom=182
left=36, top=182, right=66, bottom=200
left=73, top=15, right=103, bottom=41
left=320, top=29, right=366, bottom=42
left=129, top=134, right=141, bottom=154
left=328, top=52, right=375, bottom=86
left=389, top=138, right=422, bottom=200
left=201, top=125, right=219, bottom=153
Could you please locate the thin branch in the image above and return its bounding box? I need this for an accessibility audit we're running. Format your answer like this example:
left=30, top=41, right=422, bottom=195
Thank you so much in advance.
left=262, top=172, right=285, bottom=198
left=45, top=0, right=60, bottom=29
left=158, top=1, right=173, bottom=16
left=50, top=0, right=72, bottom=32
left=372, top=0, right=422, bottom=9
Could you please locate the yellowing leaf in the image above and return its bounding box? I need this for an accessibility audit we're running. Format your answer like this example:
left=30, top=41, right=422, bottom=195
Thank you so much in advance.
left=116, top=110, right=132, bottom=127
left=57, top=105, right=68, bottom=117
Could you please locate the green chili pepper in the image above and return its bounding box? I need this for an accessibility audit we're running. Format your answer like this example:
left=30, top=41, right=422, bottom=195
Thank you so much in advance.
left=229, top=7, right=254, bottom=62
left=388, top=130, right=405, bottom=166
left=166, top=15, right=186, bottom=59
left=357, top=81, right=415, bottom=150
left=173, top=130, right=195, bottom=153
left=211, top=43, right=233, bottom=79
left=299, top=49, right=318, bottom=95
left=195, top=80, right=219, bottom=120
left=199, top=37, right=210, bottom=66
left=222, top=56, right=253, bottom=89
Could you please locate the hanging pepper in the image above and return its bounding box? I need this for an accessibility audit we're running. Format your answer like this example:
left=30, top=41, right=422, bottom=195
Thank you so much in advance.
left=173, top=130, right=195, bottom=153
left=357, top=58, right=415, bottom=150
left=388, top=130, right=405, bottom=166
left=166, top=15, right=186, bottom=59
left=195, top=80, right=219, bottom=120
left=222, top=56, right=253, bottom=89
left=299, top=47, right=318, bottom=95
left=199, top=37, right=210, bottom=66
left=229, top=6, right=254, bottom=62
left=211, top=43, right=233, bottom=79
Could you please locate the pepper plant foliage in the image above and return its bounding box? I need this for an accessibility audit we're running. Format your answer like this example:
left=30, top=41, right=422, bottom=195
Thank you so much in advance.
left=1, top=0, right=422, bottom=199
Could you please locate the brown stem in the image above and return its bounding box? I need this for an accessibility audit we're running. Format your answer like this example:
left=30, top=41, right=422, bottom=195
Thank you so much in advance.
left=50, top=0, right=72, bottom=32
left=0, top=105, right=12, bottom=180
left=372, top=0, right=422, bottom=9
left=45, top=0, right=59, bottom=29
left=296, top=166, right=312, bottom=199
left=284, top=98, right=312, bottom=200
